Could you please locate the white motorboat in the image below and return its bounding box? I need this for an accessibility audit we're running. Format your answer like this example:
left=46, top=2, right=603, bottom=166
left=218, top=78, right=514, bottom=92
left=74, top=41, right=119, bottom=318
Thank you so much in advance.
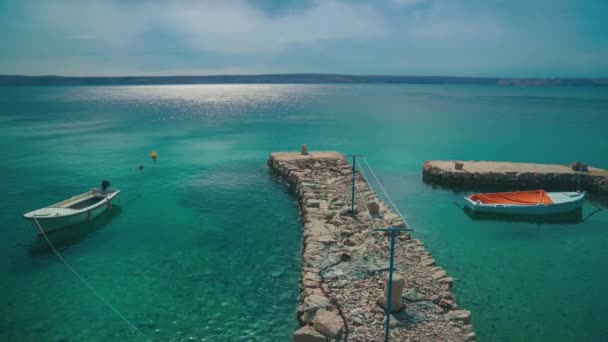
left=24, top=181, right=120, bottom=234
left=463, top=190, right=585, bottom=215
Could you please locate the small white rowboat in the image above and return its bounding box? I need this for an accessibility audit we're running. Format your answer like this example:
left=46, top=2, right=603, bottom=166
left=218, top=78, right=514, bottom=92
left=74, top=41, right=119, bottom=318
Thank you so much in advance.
left=24, top=188, right=120, bottom=234
left=464, top=190, right=585, bottom=215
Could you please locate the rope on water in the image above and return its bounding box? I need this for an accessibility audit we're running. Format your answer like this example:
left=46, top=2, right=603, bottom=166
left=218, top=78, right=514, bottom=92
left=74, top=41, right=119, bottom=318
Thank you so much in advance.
left=583, top=199, right=604, bottom=222
left=361, top=157, right=414, bottom=231
left=453, top=200, right=465, bottom=209
left=32, top=216, right=151, bottom=342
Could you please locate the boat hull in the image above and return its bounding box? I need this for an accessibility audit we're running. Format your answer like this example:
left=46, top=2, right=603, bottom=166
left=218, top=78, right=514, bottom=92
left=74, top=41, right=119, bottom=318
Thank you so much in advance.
left=464, top=192, right=586, bottom=215
left=27, top=203, right=111, bottom=234
left=24, top=190, right=120, bottom=235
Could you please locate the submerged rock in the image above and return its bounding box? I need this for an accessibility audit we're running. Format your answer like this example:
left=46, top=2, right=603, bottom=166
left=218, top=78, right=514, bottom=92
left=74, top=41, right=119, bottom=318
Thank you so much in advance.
left=432, top=270, right=447, bottom=280
left=420, top=258, right=436, bottom=267
left=465, top=331, right=477, bottom=341
left=438, top=276, right=454, bottom=287
left=293, top=325, right=326, bottom=342
left=445, top=310, right=472, bottom=325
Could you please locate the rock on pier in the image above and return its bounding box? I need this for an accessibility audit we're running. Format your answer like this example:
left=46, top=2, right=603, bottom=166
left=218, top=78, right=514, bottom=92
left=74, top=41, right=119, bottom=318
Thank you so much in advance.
left=423, top=160, right=608, bottom=195
left=268, top=151, right=475, bottom=341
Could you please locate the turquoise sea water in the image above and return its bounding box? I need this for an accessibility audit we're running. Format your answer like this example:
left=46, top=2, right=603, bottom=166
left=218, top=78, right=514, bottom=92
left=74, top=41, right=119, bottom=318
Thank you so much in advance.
left=1, top=84, right=607, bottom=341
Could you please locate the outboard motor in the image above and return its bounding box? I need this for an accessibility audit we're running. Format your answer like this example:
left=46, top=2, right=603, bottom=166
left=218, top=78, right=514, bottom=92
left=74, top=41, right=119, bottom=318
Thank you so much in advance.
left=101, top=180, right=111, bottom=192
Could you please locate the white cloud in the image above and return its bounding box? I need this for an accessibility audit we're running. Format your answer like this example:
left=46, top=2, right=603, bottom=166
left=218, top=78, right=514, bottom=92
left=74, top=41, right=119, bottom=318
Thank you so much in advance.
left=407, top=2, right=506, bottom=41
left=4, top=0, right=606, bottom=76
left=391, top=0, right=429, bottom=8
left=24, top=1, right=159, bottom=48
left=167, top=0, right=388, bottom=54
left=22, top=0, right=388, bottom=54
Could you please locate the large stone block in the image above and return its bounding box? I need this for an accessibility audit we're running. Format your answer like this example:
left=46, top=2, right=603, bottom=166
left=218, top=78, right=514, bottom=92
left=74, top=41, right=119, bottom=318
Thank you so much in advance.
left=313, top=309, right=343, bottom=339
left=378, top=273, right=405, bottom=312
left=445, top=309, right=472, bottom=325
left=298, top=294, right=331, bottom=323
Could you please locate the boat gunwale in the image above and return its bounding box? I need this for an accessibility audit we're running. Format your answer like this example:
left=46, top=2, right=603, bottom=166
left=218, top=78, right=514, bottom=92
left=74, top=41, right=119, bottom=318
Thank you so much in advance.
left=465, top=191, right=585, bottom=207
left=23, top=190, right=120, bottom=220
left=463, top=191, right=586, bottom=215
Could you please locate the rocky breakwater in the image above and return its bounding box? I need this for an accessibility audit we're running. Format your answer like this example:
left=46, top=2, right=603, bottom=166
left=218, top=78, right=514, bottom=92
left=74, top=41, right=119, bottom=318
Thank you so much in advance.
left=269, top=151, right=475, bottom=342
left=423, top=160, right=608, bottom=195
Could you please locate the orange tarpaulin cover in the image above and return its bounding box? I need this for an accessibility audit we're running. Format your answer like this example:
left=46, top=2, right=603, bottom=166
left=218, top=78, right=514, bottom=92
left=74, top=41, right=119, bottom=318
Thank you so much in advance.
left=469, top=190, right=553, bottom=205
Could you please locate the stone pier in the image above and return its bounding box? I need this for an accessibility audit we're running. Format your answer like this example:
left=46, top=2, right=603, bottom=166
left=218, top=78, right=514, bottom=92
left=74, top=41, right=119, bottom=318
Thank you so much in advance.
left=268, top=151, right=475, bottom=342
left=423, top=160, right=608, bottom=195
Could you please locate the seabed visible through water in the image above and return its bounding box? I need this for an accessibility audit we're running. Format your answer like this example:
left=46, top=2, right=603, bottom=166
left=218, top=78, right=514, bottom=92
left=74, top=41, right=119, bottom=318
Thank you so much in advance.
left=1, top=84, right=608, bottom=341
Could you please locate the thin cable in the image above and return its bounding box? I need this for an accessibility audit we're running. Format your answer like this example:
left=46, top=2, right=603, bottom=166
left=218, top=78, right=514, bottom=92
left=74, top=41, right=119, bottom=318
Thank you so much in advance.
left=360, top=157, right=407, bottom=220
left=361, top=157, right=413, bottom=231
left=353, top=171, right=378, bottom=230
left=356, top=158, right=398, bottom=229
left=32, top=216, right=151, bottom=342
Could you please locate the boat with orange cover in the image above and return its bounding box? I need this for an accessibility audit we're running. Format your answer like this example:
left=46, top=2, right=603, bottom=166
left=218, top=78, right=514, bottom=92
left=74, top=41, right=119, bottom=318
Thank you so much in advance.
left=464, top=190, right=585, bottom=215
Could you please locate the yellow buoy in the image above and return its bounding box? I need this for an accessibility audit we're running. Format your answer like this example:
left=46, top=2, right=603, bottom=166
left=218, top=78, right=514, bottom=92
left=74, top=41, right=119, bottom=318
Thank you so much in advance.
left=151, top=150, right=158, bottom=160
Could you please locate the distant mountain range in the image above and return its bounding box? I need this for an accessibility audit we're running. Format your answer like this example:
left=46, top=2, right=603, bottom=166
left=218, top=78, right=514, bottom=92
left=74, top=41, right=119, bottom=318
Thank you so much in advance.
left=1, top=74, right=607, bottom=87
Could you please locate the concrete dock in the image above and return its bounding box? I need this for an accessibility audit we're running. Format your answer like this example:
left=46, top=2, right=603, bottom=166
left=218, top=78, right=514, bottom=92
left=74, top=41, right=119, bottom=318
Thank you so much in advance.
left=269, top=151, right=475, bottom=342
left=423, top=160, right=608, bottom=195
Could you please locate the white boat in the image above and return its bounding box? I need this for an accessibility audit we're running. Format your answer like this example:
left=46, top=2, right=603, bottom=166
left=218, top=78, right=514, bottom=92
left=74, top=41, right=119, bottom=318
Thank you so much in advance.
left=24, top=185, right=120, bottom=234
left=464, top=190, right=585, bottom=215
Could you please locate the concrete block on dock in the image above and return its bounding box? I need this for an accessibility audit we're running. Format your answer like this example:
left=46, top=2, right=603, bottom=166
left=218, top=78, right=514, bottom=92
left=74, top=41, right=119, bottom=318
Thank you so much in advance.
left=367, top=201, right=380, bottom=215
left=378, top=273, right=405, bottom=313
left=570, top=161, right=588, bottom=172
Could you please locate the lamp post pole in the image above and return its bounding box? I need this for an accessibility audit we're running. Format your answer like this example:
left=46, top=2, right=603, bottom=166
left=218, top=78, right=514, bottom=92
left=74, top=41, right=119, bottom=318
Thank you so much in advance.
left=347, top=154, right=364, bottom=213
left=375, top=227, right=410, bottom=341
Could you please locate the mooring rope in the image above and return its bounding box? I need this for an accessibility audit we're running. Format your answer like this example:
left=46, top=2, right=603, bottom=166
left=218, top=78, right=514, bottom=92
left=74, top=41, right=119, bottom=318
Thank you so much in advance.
left=32, top=216, right=151, bottom=342
left=361, top=157, right=414, bottom=231
left=319, top=259, right=349, bottom=342
left=356, top=158, right=404, bottom=230
left=583, top=199, right=604, bottom=222
left=353, top=170, right=379, bottom=230
left=452, top=200, right=466, bottom=209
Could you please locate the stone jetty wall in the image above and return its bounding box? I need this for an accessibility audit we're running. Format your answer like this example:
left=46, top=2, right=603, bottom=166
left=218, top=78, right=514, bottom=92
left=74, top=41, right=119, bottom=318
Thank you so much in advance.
left=268, top=152, right=475, bottom=342
left=423, top=160, right=608, bottom=195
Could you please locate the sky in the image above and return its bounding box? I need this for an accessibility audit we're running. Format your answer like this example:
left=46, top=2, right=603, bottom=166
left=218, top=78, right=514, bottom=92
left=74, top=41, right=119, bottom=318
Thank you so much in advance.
left=0, top=0, right=607, bottom=77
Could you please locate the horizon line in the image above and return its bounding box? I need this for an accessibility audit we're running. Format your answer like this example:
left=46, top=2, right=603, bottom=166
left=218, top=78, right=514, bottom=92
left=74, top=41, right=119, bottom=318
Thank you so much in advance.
left=2, top=73, right=607, bottom=79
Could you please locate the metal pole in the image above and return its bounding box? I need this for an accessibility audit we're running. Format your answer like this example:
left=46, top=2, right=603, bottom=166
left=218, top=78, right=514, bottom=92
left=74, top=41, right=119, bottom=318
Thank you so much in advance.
left=376, top=226, right=409, bottom=341
left=351, top=155, right=356, bottom=212
left=384, top=229, right=396, bottom=341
